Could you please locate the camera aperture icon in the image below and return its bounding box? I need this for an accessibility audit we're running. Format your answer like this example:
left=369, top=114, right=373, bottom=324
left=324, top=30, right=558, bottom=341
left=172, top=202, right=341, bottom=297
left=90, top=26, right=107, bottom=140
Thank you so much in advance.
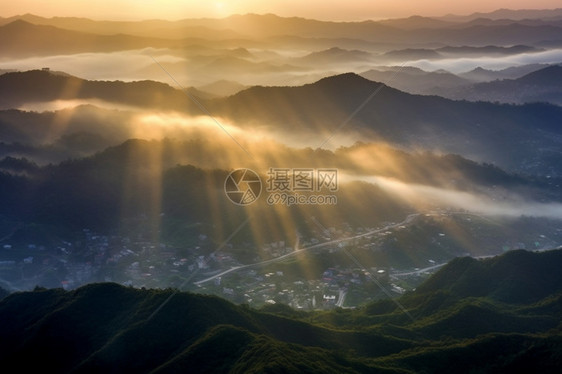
left=224, top=168, right=262, bottom=205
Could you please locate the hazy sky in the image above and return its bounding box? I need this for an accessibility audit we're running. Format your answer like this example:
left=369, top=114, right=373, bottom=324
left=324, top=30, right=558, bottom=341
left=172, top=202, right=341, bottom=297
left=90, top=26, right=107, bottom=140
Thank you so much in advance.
left=2, top=0, right=561, bottom=21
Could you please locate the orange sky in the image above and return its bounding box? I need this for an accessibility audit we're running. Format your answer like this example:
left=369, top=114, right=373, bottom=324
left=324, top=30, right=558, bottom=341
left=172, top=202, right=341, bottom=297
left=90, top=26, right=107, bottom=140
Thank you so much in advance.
left=1, top=0, right=561, bottom=21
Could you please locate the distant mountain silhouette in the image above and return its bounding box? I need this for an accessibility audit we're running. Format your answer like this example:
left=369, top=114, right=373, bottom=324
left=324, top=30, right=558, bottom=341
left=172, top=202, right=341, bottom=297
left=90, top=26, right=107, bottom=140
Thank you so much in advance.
left=439, top=8, right=562, bottom=22
left=446, top=65, right=562, bottom=105
left=377, top=45, right=541, bottom=63
left=0, top=14, right=244, bottom=40
left=202, top=56, right=302, bottom=73
left=459, top=64, right=551, bottom=81
left=360, top=67, right=470, bottom=93
left=297, top=47, right=372, bottom=65
left=458, top=17, right=562, bottom=27
left=517, top=65, right=562, bottom=84
left=436, top=44, right=541, bottom=55
left=377, top=15, right=454, bottom=29
left=197, top=79, right=247, bottom=97
left=429, top=23, right=562, bottom=45
left=2, top=13, right=562, bottom=50
left=0, top=20, right=171, bottom=57
left=381, top=48, right=442, bottom=61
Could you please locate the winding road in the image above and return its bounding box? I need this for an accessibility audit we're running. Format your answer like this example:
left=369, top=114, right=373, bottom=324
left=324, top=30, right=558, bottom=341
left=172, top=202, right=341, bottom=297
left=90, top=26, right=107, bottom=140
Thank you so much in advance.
left=194, top=213, right=420, bottom=285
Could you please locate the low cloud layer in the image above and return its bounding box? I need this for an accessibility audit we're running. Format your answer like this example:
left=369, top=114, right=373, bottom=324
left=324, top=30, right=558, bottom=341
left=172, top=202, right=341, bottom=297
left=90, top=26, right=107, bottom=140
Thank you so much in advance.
left=354, top=175, right=562, bottom=219
left=408, top=48, right=562, bottom=73
left=0, top=49, right=183, bottom=82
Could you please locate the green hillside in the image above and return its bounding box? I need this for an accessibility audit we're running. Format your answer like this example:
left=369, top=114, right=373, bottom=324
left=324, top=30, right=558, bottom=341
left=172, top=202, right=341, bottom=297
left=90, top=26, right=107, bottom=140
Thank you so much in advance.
left=0, top=249, right=561, bottom=372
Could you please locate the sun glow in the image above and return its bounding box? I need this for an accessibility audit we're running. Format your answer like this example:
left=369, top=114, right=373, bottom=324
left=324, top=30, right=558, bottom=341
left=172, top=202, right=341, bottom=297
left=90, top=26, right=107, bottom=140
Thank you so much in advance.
left=3, top=1, right=562, bottom=21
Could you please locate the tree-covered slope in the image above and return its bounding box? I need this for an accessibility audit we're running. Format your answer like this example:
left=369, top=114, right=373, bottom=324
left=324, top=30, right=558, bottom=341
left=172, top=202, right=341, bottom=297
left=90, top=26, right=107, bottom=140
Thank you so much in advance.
left=1, top=249, right=561, bottom=373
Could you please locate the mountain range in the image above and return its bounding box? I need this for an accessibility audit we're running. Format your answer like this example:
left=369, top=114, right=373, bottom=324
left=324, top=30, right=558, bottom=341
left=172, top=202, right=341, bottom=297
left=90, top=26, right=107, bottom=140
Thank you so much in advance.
left=459, top=64, right=554, bottom=81
left=1, top=69, right=561, bottom=176
left=2, top=11, right=562, bottom=90
left=443, top=65, right=562, bottom=105
left=0, top=248, right=560, bottom=373
left=2, top=12, right=562, bottom=57
left=0, top=134, right=560, bottom=289
left=362, top=64, right=562, bottom=105
left=1, top=8, right=561, bottom=371
left=209, top=72, right=562, bottom=174
left=0, top=20, right=173, bottom=57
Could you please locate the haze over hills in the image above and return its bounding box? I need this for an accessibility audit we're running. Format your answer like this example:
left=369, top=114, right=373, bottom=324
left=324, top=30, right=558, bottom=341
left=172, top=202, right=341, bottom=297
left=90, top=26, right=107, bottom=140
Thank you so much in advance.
left=297, top=47, right=373, bottom=65
left=379, top=45, right=544, bottom=62
left=0, top=20, right=174, bottom=57
left=0, top=134, right=560, bottom=292
left=2, top=135, right=558, bottom=228
left=2, top=12, right=562, bottom=57
left=2, top=10, right=562, bottom=88
left=437, top=8, right=562, bottom=22
left=436, top=45, right=542, bottom=55
left=197, top=79, right=248, bottom=97
left=211, top=73, right=562, bottom=174
left=0, top=6, right=561, bottom=371
left=459, top=63, right=553, bottom=81
left=2, top=69, right=562, bottom=175
left=367, top=63, right=562, bottom=104
left=441, top=65, right=562, bottom=105
left=360, top=66, right=472, bottom=93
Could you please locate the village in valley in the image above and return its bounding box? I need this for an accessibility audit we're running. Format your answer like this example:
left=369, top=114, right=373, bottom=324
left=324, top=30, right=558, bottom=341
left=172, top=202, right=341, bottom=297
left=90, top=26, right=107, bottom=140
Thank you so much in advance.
left=1, top=211, right=560, bottom=309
